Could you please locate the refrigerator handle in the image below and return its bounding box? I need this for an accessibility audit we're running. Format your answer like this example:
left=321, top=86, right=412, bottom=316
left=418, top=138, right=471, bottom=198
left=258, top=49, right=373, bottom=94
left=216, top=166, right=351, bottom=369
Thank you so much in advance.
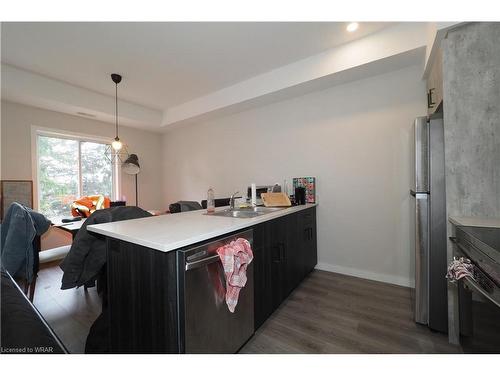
left=410, top=189, right=429, bottom=197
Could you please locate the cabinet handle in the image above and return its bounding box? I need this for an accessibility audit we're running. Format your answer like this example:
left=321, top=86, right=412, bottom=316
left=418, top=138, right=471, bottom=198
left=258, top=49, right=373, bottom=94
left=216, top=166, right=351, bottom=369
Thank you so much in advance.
left=272, top=245, right=280, bottom=263
left=427, top=88, right=436, bottom=108
left=280, top=243, right=286, bottom=262
left=304, top=228, right=309, bottom=241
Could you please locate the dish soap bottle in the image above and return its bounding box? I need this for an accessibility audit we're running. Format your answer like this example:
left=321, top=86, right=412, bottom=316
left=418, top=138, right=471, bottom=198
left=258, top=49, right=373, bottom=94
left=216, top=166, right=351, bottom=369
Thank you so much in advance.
left=207, top=188, right=215, bottom=213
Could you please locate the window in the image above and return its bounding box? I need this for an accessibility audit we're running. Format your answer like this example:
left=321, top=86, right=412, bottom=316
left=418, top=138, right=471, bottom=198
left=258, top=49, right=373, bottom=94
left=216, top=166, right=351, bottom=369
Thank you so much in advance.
left=37, top=133, right=116, bottom=218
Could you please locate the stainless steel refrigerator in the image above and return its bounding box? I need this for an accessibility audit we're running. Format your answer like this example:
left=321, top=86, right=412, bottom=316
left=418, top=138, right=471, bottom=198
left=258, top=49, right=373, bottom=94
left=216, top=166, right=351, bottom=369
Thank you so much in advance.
left=410, top=113, right=448, bottom=333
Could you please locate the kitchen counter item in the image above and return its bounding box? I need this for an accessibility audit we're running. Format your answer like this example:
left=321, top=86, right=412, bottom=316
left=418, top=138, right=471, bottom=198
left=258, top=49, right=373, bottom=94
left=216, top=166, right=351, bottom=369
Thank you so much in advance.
left=207, top=188, right=215, bottom=213
left=247, top=185, right=273, bottom=201
left=295, top=186, right=306, bottom=205
left=260, top=192, right=291, bottom=207
left=250, top=183, right=257, bottom=206
left=177, top=229, right=254, bottom=353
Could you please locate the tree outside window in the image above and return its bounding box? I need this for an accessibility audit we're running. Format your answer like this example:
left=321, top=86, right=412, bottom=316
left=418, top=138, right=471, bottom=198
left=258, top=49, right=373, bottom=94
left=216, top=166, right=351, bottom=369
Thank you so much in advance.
left=38, top=135, right=114, bottom=218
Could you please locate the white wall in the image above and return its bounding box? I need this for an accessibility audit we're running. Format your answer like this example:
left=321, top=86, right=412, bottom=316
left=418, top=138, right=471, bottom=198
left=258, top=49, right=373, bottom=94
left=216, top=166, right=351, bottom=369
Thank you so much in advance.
left=162, top=65, right=426, bottom=287
left=1, top=64, right=426, bottom=286
left=1, top=101, right=164, bottom=249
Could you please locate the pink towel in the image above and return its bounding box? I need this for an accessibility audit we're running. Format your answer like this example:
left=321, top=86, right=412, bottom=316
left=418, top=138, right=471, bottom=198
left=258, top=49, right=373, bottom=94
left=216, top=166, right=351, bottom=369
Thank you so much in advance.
left=216, top=238, right=253, bottom=313
left=446, top=257, right=474, bottom=282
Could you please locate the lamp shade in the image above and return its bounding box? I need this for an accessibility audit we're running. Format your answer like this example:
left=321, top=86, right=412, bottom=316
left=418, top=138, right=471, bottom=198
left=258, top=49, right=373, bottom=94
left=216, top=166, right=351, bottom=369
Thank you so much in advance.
left=122, top=154, right=140, bottom=175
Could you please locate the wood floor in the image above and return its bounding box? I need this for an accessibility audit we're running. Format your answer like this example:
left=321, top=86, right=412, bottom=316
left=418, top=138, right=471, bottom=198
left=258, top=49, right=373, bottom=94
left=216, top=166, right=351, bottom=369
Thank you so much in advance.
left=32, top=263, right=460, bottom=354
left=33, top=261, right=101, bottom=354
left=241, top=270, right=461, bottom=353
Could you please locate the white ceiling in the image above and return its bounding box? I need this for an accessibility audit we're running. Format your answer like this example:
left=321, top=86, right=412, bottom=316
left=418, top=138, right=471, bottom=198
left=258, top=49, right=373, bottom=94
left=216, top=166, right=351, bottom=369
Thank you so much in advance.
left=1, top=22, right=392, bottom=110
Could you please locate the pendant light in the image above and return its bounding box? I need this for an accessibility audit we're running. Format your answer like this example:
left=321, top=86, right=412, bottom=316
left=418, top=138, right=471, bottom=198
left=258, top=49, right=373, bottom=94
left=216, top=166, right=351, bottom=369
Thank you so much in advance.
left=105, top=73, right=129, bottom=164
left=111, top=73, right=123, bottom=150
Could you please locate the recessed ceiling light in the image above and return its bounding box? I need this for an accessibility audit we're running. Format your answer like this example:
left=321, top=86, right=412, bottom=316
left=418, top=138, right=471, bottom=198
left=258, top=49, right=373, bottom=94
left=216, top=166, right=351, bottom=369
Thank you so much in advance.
left=347, top=22, right=359, bottom=32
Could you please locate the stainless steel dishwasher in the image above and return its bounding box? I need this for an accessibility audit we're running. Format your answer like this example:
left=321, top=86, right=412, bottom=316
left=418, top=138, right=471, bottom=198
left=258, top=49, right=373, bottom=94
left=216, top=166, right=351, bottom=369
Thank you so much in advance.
left=177, top=229, right=254, bottom=353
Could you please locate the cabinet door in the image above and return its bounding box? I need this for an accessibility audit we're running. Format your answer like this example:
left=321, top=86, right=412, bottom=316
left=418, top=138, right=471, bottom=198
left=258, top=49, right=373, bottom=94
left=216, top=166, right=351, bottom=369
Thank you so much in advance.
left=253, top=223, right=273, bottom=330
left=269, top=216, right=288, bottom=311
left=285, top=212, right=301, bottom=294
left=434, top=46, right=443, bottom=107
left=305, top=208, right=318, bottom=274
left=426, top=46, right=443, bottom=114
left=298, top=207, right=318, bottom=277
left=253, top=209, right=317, bottom=330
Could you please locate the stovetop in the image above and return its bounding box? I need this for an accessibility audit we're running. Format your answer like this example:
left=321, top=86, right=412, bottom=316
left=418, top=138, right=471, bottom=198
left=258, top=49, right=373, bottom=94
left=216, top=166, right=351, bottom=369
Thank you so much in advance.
left=456, top=226, right=500, bottom=286
left=461, top=226, right=500, bottom=252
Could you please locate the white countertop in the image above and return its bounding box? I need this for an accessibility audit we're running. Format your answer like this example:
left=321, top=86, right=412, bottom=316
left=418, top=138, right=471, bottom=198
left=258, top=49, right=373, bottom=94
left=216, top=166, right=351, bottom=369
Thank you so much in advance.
left=449, top=216, right=500, bottom=229
left=87, top=204, right=317, bottom=252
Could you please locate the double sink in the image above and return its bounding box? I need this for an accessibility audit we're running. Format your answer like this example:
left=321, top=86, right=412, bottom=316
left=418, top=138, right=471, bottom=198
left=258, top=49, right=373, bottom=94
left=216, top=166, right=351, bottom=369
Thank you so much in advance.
left=209, top=206, right=286, bottom=218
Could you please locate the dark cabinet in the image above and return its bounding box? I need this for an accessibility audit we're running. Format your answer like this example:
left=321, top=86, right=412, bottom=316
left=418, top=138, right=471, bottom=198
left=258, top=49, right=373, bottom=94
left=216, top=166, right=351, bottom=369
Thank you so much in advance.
left=269, top=216, right=289, bottom=311
left=426, top=46, right=443, bottom=114
left=253, top=217, right=289, bottom=328
left=298, top=207, right=317, bottom=277
left=253, top=223, right=273, bottom=329
left=285, top=213, right=300, bottom=295
left=107, top=239, right=179, bottom=353
left=253, top=206, right=317, bottom=330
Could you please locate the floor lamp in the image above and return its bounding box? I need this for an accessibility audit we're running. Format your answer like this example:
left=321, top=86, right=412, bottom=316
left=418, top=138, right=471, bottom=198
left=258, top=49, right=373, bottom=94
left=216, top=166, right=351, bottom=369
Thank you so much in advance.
left=123, top=154, right=140, bottom=206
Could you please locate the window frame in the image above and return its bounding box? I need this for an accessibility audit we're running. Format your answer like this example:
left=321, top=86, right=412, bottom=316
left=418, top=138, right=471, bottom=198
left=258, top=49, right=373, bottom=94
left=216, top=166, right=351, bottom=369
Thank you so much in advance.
left=31, top=126, right=121, bottom=213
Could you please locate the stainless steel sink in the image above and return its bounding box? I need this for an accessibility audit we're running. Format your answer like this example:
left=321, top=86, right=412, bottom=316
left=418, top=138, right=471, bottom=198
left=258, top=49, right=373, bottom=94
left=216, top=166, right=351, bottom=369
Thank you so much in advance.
left=208, top=206, right=286, bottom=218
left=251, top=206, right=285, bottom=213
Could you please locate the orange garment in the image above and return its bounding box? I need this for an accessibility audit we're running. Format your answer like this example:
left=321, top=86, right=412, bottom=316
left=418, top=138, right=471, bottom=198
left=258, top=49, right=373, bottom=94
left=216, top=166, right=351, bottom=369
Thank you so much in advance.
left=71, top=195, right=111, bottom=217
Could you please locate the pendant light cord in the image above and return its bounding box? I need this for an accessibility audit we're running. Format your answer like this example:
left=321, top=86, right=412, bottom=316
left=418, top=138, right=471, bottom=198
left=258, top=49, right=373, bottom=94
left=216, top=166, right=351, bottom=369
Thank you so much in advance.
left=115, top=82, right=118, bottom=139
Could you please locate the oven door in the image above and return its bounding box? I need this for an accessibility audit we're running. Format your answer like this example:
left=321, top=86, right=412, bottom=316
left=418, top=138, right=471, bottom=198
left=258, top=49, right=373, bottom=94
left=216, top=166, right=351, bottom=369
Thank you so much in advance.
left=459, top=274, right=500, bottom=353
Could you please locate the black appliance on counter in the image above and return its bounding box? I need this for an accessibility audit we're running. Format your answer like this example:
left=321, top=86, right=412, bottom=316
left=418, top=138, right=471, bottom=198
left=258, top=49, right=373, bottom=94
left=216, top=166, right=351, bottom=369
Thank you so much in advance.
left=453, top=226, right=500, bottom=353
left=294, top=187, right=306, bottom=205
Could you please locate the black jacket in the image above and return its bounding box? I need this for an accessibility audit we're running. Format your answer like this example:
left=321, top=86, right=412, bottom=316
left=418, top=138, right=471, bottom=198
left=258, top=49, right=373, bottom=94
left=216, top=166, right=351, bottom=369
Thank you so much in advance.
left=1, top=269, right=67, bottom=353
left=60, top=206, right=152, bottom=290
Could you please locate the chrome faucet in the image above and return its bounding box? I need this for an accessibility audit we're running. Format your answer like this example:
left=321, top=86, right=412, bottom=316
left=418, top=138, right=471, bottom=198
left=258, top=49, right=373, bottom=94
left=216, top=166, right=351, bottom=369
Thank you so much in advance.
left=229, top=191, right=239, bottom=210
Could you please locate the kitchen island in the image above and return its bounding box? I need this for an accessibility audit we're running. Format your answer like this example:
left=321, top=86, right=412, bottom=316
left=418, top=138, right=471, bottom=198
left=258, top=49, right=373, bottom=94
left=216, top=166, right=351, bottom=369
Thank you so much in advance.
left=87, top=204, right=317, bottom=353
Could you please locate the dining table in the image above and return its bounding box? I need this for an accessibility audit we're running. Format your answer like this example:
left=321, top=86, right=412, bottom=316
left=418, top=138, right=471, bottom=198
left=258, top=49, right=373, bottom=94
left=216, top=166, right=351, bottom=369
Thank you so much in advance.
left=50, top=217, right=86, bottom=239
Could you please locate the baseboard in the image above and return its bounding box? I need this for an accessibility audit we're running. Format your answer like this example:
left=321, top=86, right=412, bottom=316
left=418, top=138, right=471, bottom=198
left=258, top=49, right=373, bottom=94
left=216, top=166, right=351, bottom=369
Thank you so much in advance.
left=39, top=245, right=70, bottom=264
left=315, top=262, right=414, bottom=288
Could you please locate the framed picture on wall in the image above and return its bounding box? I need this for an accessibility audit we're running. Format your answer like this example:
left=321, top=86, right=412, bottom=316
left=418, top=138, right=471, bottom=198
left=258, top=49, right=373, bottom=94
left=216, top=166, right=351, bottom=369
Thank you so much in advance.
left=0, top=180, right=34, bottom=220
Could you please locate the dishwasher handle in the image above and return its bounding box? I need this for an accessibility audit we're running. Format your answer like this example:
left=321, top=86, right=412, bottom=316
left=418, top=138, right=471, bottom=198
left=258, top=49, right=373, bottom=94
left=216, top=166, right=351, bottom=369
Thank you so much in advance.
left=185, top=253, right=221, bottom=271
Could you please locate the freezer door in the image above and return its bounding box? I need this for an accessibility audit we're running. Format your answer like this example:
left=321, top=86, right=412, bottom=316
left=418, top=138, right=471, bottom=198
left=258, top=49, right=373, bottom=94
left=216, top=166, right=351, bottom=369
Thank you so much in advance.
left=414, top=117, right=429, bottom=193
left=414, top=192, right=429, bottom=325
